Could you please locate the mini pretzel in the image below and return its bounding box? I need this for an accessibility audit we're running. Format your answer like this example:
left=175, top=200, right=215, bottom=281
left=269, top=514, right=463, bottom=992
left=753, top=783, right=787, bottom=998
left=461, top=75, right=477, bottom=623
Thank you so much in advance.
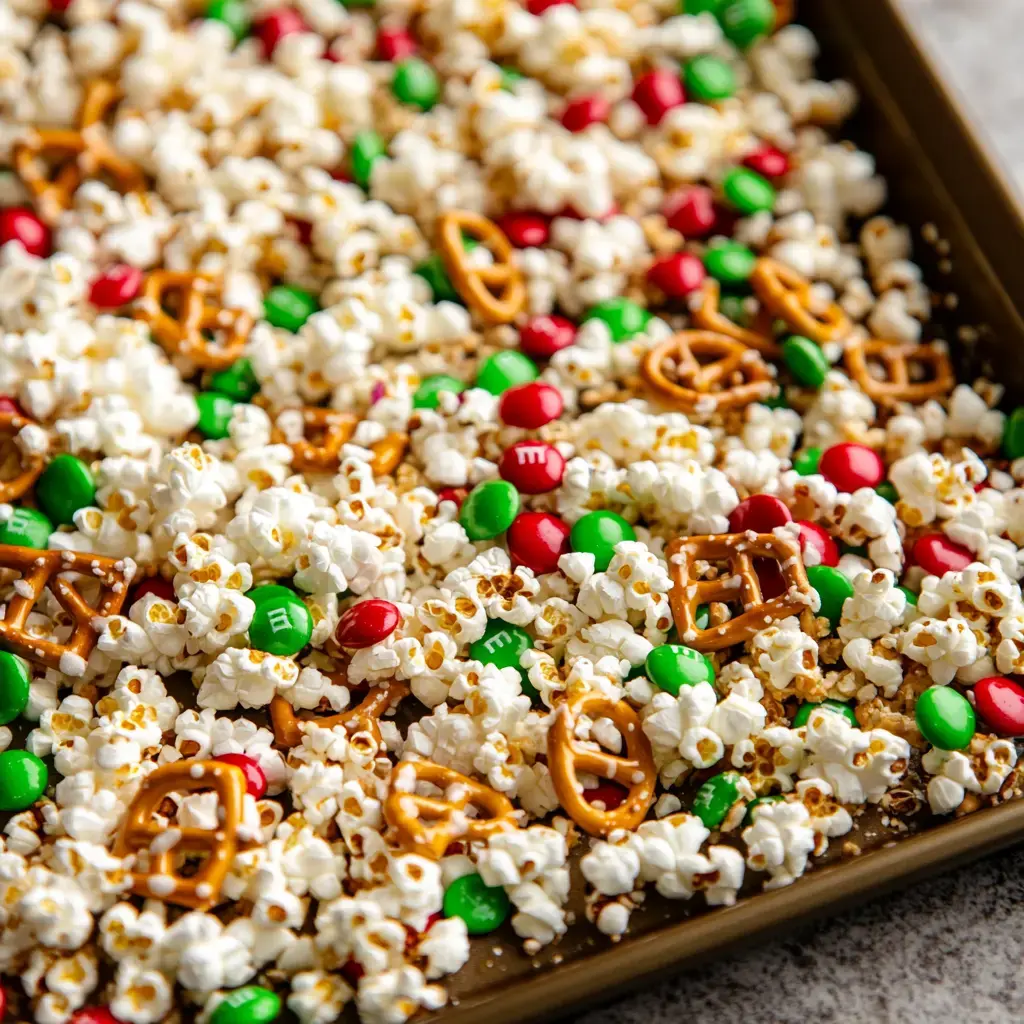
left=269, top=680, right=410, bottom=751
left=274, top=407, right=408, bottom=476
left=0, top=544, right=131, bottom=671
left=135, top=271, right=253, bottom=370
left=692, top=278, right=781, bottom=358
left=666, top=532, right=815, bottom=652
left=384, top=759, right=519, bottom=858
left=547, top=690, right=656, bottom=837
left=0, top=410, right=47, bottom=503
left=14, top=80, right=144, bottom=224
left=112, top=760, right=246, bottom=910
left=436, top=210, right=526, bottom=324
left=641, top=331, right=774, bottom=415
left=844, top=338, right=955, bottom=404
left=751, top=258, right=851, bottom=344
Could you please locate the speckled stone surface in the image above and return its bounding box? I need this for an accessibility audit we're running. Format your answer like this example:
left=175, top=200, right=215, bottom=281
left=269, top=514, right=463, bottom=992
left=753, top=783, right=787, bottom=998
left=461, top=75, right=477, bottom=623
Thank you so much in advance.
left=579, top=5, right=1024, bottom=1023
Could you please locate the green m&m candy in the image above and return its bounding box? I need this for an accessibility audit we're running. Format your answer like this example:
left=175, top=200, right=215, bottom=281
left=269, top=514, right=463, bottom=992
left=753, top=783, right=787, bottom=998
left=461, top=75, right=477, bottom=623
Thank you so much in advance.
left=782, top=335, right=830, bottom=389
left=915, top=686, right=975, bottom=751
left=469, top=619, right=535, bottom=696
left=475, top=350, right=538, bottom=395
left=392, top=58, right=440, bottom=110
left=206, top=0, right=250, bottom=41
left=793, top=447, right=821, bottom=476
left=351, top=129, right=386, bottom=189
left=721, top=167, right=776, bottom=215
left=413, top=374, right=466, bottom=410
left=685, top=55, right=736, bottom=102
left=248, top=587, right=313, bottom=656
left=569, top=510, right=635, bottom=573
left=443, top=873, right=510, bottom=935
left=1002, top=407, right=1024, bottom=460
left=459, top=480, right=520, bottom=540
left=692, top=772, right=744, bottom=829
left=806, top=564, right=854, bottom=629
left=209, top=358, right=260, bottom=402
left=0, top=750, right=47, bottom=811
left=742, top=793, right=783, bottom=826
left=338, top=0, right=374, bottom=7
left=703, top=241, right=756, bottom=285
left=645, top=644, right=715, bottom=696
left=210, top=986, right=282, bottom=1024
left=0, top=507, right=52, bottom=549
left=582, top=298, right=651, bottom=342
left=898, top=585, right=918, bottom=608
left=264, top=285, right=318, bottom=333
left=35, top=453, right=95, bottom=526
left=499, top=66, right=524, bottom=92
left=876, top=481, right=898, bottom=504
left=195, top=392, right=236, bottom=440
left=0, top=653, right=30, bottom=726
left=415, top=253, right=459, bottom=303
left=720, top=0, right=776, bottom=48
left=683, top=0, right=727, bottom=14
left=792, top=698, right=858, bottom=729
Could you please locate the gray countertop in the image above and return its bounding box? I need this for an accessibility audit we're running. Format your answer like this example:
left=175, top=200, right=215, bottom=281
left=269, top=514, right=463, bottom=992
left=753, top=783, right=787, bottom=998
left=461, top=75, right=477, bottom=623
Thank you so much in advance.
left=582, top=5, right=1024, bottom=1023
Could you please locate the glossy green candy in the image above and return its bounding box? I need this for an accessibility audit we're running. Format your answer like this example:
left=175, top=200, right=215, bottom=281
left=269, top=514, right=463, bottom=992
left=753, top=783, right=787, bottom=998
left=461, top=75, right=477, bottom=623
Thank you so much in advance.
left=248, top=588, right=313, bottom=656
left=416, top=253, right=459, bottom=303
left=339, top=0, right=374, bottom=7
left=209, top=358, right=260, bottom=402
left=692, top=772, right=744, bottom=829
left=499, top=66, right=524, bottom=92
left=782, top=335, right=830, bottom=388
left=583, top=298, right=652, bottom=342
left=792, top=698, right=858, bottom=729
left=645, top=644, right=715, bottom=696
left=685, top=55, right=736, bottom=102
left=0, top=653, right=30, bottom=726
left=806, top=564, right=854, bottom=629
left=720, top=0, right=776, bottom=48
left=703, top=241, right=757, bottom=285
left=876, top=481, right=898, bottom=504
left=392, top=58, right=440, bottom=110
left=413, top=375, right=466, bottom=410
left=210, top=987, right=282, bottom=1024
left=683, top=0, right=727, bottom=13
left=721, top=167, right=776, bottom=215
left=0, top=750, right=47, bottom=811
left=264, top=285, right=318, bottom=333
left=761, top=391, right=789, bottom=410
left=793, top=447, right=821, bottom=476
left=570, top=510, right=636, bottom=572
left=351, top=130, right=386, bottom=189
left=195, top=392, right=236, bottom=440
left=0, top=507, right=53, bottom=549
left=695, top=604, right=710, bottom=630
left=898, top=585, right=918, bottom=607
left=475, top=350, right=539, bottom=395
left=718, top=293, right=749, bottom=325
left=206, top=0, right=249, bottom=40
left=742, top=793, right=783, bottom=827
left=459, top=480, right=520, bottom=540
left=469, top=619, right=535, bottom=696
left=443, top=873, right=511, bottom=935
left=1003, top=407, right=1024, bottom=460
left=36, top=453, right=96, bottom=526
left=915, top=685, right=975, bottom=750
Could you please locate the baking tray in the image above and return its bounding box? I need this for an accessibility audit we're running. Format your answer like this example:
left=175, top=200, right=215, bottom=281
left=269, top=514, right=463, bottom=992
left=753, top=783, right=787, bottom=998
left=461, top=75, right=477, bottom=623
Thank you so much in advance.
left=417, top=2, right=1024, bottom=1021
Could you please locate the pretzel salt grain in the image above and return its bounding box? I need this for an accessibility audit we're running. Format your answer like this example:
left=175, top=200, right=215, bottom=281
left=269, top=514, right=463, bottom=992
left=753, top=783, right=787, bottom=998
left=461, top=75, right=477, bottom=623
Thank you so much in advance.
left=384, top=759, right=519, bottom=858
left=751, top=258, right=851, bottom=343
left=547, top=690, right=656, bottom=837
left=844, top=338, right=955, bottom=404
left=0, top=410, right=47, bottom=504
left=692, top=278, right=780, bottom=358
left=274, top=407, right=408, bottom=476
left=112, top=760, right=246, bottom=910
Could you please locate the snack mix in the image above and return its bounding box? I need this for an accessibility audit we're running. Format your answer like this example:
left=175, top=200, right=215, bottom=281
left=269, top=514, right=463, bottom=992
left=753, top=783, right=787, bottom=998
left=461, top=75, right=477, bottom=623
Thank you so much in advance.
left=0, top=0, right=1020, bottom=1021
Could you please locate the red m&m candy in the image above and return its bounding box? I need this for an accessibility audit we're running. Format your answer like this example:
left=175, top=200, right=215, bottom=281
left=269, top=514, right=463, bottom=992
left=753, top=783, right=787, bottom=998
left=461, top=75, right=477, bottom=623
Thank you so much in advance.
left=89, top=264, right=143, bottom=309
left=0, top=396, right=23, bottom=416
left=69, top=1010, right=122, bottom=1024
left=497, top=212, right=550, bottom=248
left=527, top=0, right=575, bottom=11
left=631, top=70, right=685, bottom=125
left=213, top=752, right=268, bottom=798
left=499, top=441, right=565, bottom=494
left=560, top=94, right=609, bottom=132
left=519, top=315, right=576, bottom=359
left=128, top=576, right=176, bottom=611
left=584, top=780, right=627, bottom=809
left=376, top=26, right=417, bottom=61
left=728, top=494, right=792, bottom=534
left=795, top=520, right=839, bottom=567
left=335, top=599, right=401, bottom=649
left=662, top=186, right=718, bottom=239
left=0, top=207, right=51, bottom=258
left=499, top=382, right=563, bottom=429
left=437, top=487, right=468, bottom=509
left=255, top=8, right=308, bottom=57
left=818, top=442, right=885, bottom=492
left=911, top=534, right=973, bottom=576
left=742, top=146, right=791, bottom=179
left=973, top=676, right=1024, bottom=737
left=646, top=252, right=706, bottom=298
left=507, top=512, right=571, bottom=575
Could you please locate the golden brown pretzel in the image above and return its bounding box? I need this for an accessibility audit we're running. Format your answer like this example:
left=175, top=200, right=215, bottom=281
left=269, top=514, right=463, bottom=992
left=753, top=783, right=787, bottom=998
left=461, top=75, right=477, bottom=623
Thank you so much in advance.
left=547, top=690, right=656, bottom=837
left=273, top=407, right=408, bottom=476
left=692, top=278, right=781, bottom=358
left=752, top=258, right=851, bottom=344
left=844, top=338, right=955, bottom=405
left=0, top=411, right=47, bottom=504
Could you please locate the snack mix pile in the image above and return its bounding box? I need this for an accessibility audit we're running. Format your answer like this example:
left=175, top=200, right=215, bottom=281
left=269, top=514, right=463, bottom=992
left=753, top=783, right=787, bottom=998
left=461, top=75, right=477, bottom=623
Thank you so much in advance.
left=0, top=0, right=1022, bottom=1020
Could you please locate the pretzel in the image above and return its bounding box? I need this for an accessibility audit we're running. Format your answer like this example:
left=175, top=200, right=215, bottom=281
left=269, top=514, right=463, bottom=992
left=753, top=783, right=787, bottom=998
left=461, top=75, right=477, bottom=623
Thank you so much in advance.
left=547, top=690, right=656, bottom=837
left=112, top=760, right=247, bottom=910
left=135, top=271, right=253, bottom=370
left=692, top=278, right=780, bottom=358
left=436, top=210, right=526, bottom=324
left=641, top=331, right=774, bottom=415
left=0, top=545, right=131, bottom=671
left=269, top=680, right=410, bottom=751
left=384, top=759, right=519, bottom=858
left=844, top=338, right=955, bottom=404
left=751, top=258, right=851, bottom=344
left=666, top=532, right=815, bottom=652
left=274, top=407, right=408, bottom=476
left=13, top=80, right=144, bottom=224
left=0, top=410, right=47, bottom=503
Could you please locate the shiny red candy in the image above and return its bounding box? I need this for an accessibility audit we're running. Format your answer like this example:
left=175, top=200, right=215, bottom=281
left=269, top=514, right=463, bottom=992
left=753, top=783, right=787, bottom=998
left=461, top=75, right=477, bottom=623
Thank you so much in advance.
left=499, top=381, right=564, bottom=429
left=755, top=558, right=787, bottom=599
left=289, top=217, right=314, bottom=246
left=742, top=146, right=791, bottom=179
left=437, top=487, right=468, bottom=509
left=507, top=512, right=571, bottom=575
left=527, top=0, right=575, bottom=11
left=632, top=70, right=685, bottom=125
left=646, top=252, right=706, bottom=298
left=335, top=598, right=401, bottom=649
left=0, top=396, right=23, bottom=416
left=584, top=780, right=627, bottom=810
left=519, top=315, right=576, bottom=359
left=499, top=441, right=565, bottom=494
left=89, top=264, right=143, bottom=309
left=911, top=534, right=973, bottom=576
left=255, top=8, right=308, bottom=57
left=973, top=676, right=1024, bottom=737
left=728, top=494, right=792, bottom=534
left=128, top=576, right=176, bottom=610
left=497, top=212, right=550, bottom=249
left=662, top=186, right=718, bottom=239
left=341, top=959, right=365, bottom=984
left=50, top=0, right=74, bottom=12
left=560, top=94, right=610, bottom=132
left=818, top=442, right=885, bottom=492
left=0, top=207, right=51, bottom=258
left=795, top=520, right=839, bottom=568
left=213, top=752, right=268, bottom=798
left=376, top=26, right=417, bottom=61
left=69, top=1010, right=122, bottom=1024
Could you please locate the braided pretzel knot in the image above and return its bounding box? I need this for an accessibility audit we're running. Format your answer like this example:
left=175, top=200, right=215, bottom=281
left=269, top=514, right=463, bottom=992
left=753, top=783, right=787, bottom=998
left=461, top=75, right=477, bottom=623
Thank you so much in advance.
left=112, top=760, right=247, bottom=910
left=0, top=410, right=47, bottom=503
left=751, top=258, right=851, bottom=344
left=384, top=759, right=519, bottom=858
left=436, top=210, right=526, bottom=324
left=641, top=331, right=774, bottom=415
left=666, top=532, right=815, bottom=653
left=13, top=80, right=144, bottom=224
left=0, top=544, right=131, bottom=672
left=136, top=271, right=253, bottom=370
left=844, top=338, right=955, bottom=405
left=269, top=680, right=410, bottom=751
left=547, top=691, right=656, bottom=837
left=692, top=278, right=780, bottom=358
left=274, top=407, right=408, bottom=476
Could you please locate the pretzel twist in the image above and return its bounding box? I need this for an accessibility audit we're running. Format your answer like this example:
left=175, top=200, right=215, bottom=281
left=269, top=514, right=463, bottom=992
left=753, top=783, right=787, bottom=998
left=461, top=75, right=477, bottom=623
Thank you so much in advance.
left=0, top=411, right=47, bottom=504
left=692, top=279, right=781, bottom=358
left=844, top=338, right=955, bottom=404
left=751, top=258, right=851, bottom=344
left=274, top=407, right=408, bottom=476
